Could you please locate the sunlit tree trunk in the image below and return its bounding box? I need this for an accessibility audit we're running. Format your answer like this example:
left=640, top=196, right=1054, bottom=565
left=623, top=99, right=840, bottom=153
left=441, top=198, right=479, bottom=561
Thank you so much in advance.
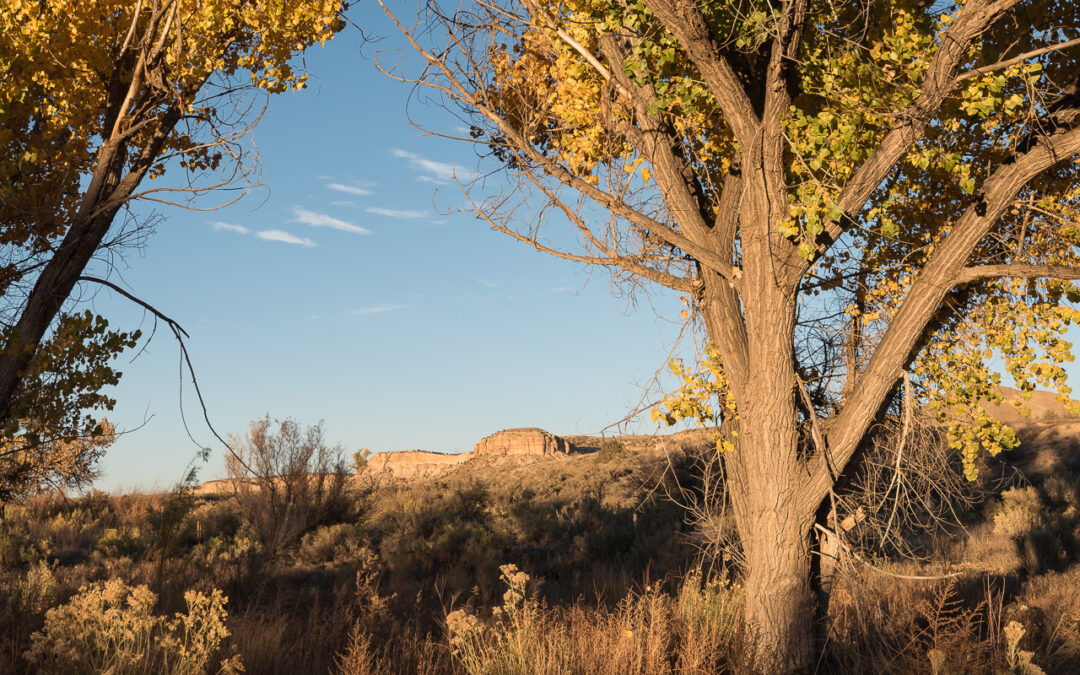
left=703, top=210, right=820, bottom=671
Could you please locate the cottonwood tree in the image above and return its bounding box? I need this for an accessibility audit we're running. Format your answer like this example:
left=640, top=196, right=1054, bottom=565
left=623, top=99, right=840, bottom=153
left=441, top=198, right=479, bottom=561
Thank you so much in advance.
left=0, top=1, right=343, bottom=474
left=381, top=0, right=1080, bottom=670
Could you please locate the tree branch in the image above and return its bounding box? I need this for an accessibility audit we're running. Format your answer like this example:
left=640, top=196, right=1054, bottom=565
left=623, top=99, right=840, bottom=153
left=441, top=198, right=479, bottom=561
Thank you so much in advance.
left=817, top=0, right=1024, bottom=252
left=954, top=36, right=1080, bottom=84
left=597, top=34, right=716, bottom=251
left=641, top=0, right=760, bottom=147
left=77, top=276, right=239, bottom=463
left=461, top=185, right=696, bottom=292
left=77, top=275, right=189, bottom=338
left=955, top=263, right=1080, bottom=284
left=377, top=0, right=743, bottom=285
left=808, top=124, right=1080, bottom=510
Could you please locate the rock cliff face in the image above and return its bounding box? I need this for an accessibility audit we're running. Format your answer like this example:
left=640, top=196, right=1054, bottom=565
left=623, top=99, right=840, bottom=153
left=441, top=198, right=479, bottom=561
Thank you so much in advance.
left=473, top=428, right=575, bottom=457
left=366, top=450, right=471, bottom=480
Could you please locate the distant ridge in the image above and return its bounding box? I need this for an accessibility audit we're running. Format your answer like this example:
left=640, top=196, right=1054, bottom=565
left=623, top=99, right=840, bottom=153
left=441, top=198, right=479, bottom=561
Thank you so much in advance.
left=979, top=386, right=1080, bottom=427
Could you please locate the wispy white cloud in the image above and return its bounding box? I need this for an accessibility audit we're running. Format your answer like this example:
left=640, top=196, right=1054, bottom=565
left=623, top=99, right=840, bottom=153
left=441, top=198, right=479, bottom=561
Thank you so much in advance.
left=351, top=303, right=406, bottom=315
left=365, top=206, right=428, bottom=220
left=327, top=182, right=373, bottom=196
left=293, top=207, right=372, bottom=235
left=476, top=279, right=499, bottom=289
left=257, top=229, right=317, bottom=247
left=329, top=200, right=356, bottom=208
left=392, top=148, right=478, bottom=183
left=210, top=221, right=250, bottom=235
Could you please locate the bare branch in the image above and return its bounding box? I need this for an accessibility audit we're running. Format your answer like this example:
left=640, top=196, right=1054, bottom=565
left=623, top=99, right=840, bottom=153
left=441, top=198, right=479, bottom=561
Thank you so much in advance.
left=462, top=187, right=695, bottom=292
left=77, top=276, right=189, bottom=339
left=77, top=276, right=237, bottom=462
left=954, top=36, right=1080, bottom=84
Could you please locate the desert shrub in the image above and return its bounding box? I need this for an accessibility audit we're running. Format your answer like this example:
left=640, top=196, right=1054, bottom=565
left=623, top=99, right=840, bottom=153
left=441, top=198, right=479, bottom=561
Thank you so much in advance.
left=184, top=501, right=241, bottom=541
left=1007, top=566, right=1080, bottom=671
left=335, top=629, right=381, bottom=675
left=372, top=481, right=514, bottom=602
left=1000, top=621, right=1048, bottom=675
left=1041, top=475, right=1080, bottom=513
left=594, top=439, right=629, bottom=464
left=446, top=563, right=573, bottom=673
left=226, top=417, right=349, bottom=557
left=16, top=560, right=59, bottom=615
left=981, top=486, right=1076, bottom=574
left=43, top=507, right=97, bottom=558
left=989, top=487, right=1044, bottom=539
left=353, top=449, right=371, bottom=474
left=0, top=531, right=50, bottom=568
left=189, top=535, right=262, bottom=588
left=24, top=578, right=242, bottom=674
left=94, top=527, right=145, bottom=559
left=298, top=522, right=365, bottom=564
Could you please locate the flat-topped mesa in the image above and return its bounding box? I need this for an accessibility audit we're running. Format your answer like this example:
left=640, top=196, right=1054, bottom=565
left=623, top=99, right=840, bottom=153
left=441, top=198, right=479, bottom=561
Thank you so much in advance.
left=473, top=427, right=575, bottom=457
left=366, top=450, right=471, bottom=480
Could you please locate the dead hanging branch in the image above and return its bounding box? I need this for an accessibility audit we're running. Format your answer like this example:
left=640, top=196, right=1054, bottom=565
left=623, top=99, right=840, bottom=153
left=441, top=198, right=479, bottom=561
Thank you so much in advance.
left=833, top=405, right=985, bottom=559
left=76, top=276, right=246, bottom=477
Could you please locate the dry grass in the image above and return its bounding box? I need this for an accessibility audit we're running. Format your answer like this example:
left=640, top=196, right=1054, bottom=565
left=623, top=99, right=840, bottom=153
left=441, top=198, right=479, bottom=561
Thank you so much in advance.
left=2, top=434, right=1080, bottom=674
left=438, top=563, right=740, bottom=674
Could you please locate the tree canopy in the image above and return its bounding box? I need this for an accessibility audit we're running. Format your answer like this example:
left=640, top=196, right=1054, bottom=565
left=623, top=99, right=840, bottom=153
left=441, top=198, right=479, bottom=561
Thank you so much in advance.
left=0, top=0, right=343, bottom=488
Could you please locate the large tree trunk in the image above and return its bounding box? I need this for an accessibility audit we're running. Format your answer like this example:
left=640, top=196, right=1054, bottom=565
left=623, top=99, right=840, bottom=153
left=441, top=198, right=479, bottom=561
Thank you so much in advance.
left=736, top=489, right=816, bottom=673
left=725, top=385, right=818, bottom=673
left=703, top=273, right=820, bottom=671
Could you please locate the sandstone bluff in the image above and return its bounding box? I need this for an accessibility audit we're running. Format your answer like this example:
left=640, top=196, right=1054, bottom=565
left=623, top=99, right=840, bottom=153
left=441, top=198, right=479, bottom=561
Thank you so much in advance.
left=365, top=428, right=576, bottom=481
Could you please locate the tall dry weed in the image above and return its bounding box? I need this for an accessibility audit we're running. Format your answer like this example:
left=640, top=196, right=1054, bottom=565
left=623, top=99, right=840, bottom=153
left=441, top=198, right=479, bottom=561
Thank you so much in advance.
left=443, top=564, right=740, bottom=675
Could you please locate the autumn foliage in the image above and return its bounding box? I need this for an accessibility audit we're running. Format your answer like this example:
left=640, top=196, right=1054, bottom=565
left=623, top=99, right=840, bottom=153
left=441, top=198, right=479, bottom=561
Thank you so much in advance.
left=0, top=0, right=345, bottom=497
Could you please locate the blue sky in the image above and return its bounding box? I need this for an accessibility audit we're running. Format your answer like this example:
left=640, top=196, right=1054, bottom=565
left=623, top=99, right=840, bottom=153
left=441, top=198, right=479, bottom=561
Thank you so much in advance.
left=89, top=7, right=689, bottom=490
